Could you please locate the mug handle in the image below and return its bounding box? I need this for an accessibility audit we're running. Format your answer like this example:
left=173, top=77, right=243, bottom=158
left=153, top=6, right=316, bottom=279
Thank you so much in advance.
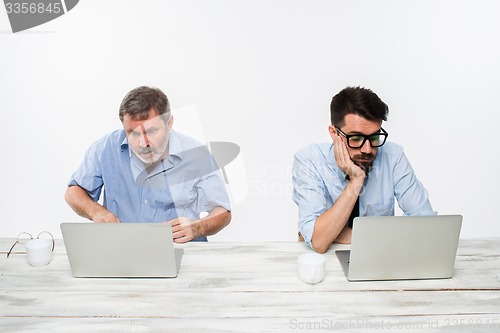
left=37, top=231, right=55, bottom=251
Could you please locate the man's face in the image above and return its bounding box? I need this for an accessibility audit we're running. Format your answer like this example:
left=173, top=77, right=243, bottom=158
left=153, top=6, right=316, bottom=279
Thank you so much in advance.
left=330, top=114, right=382, bottom=173
left=122, top=108, right=173, bottom=164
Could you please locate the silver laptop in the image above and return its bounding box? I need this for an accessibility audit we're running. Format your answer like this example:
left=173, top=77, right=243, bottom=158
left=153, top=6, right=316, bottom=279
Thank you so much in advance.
left=60, top=223, right=183, bottom=278
left=336, top=215, right=462, bottom=281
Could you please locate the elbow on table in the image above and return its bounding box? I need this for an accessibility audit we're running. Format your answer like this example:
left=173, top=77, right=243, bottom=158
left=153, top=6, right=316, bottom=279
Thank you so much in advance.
left=223, top=210, right=232, bottom=228
left=311, top=238, right=329, bottom=254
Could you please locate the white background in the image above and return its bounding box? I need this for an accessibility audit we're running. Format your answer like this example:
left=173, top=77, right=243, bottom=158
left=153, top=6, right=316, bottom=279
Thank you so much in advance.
left=1, top=0, right=499, bottom=240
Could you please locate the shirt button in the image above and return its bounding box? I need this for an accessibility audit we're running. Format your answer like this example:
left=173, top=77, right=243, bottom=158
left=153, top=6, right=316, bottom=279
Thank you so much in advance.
left=144, top=200, right=148, bottom=204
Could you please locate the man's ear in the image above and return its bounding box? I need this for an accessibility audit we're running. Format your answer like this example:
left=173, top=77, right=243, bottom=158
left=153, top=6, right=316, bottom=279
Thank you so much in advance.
left=167, top=115, right=174, bottom=130
left=328, top=125, right=337, bottom=140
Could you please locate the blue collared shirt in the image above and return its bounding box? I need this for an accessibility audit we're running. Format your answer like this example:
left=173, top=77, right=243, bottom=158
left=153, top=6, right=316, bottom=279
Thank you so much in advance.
left=68, top=130, right=231, bottom=241
left=292, top=141, right=436, bottom=248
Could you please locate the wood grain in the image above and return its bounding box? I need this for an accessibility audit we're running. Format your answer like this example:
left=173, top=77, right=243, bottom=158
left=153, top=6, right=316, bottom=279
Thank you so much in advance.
left=1, top=238, right=499, bottom=332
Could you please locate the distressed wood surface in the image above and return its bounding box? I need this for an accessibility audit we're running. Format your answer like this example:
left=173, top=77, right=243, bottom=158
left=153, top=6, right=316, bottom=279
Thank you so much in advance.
left=1, top=238, right=499, bottom=332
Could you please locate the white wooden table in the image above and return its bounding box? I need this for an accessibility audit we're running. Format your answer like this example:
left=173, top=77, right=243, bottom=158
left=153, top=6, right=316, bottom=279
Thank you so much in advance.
left=1, top=238, right=500, bottom=332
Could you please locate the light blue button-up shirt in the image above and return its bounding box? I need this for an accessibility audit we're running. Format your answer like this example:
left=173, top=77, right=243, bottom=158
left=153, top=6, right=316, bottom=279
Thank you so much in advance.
left=292, top=141, right=436, bottom=248
left=68, top=130, right=231, bottom=241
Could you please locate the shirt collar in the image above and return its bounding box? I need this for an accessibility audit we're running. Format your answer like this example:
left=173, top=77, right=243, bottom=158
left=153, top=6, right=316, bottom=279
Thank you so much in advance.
left=166, top=130, right=183, bottom=160
left=120, top=135, right=132, bottom=159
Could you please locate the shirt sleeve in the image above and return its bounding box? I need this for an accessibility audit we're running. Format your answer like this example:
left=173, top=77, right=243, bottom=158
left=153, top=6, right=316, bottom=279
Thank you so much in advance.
left=393, top=150, right=437, bottom=216
left=192, top=148, right=231, bottom=213
left=292, top=150, right=333, bottom=248
left=67, top=139, right=104, bottom=202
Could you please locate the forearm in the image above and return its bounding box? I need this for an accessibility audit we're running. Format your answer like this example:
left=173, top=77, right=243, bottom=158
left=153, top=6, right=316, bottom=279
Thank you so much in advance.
left=311, top=177, right=364, bottom=253
left=64, top=185, right=109, bottom=221
left=193, top=207, right=231, bottom=238
left=333, top=226, right=352, bottom=244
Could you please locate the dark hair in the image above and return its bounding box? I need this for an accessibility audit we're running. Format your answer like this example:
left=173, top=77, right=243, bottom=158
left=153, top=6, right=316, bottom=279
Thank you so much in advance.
left=330, top=86, right=388, bottom=126
left=119, top=86, right=171, bottom=122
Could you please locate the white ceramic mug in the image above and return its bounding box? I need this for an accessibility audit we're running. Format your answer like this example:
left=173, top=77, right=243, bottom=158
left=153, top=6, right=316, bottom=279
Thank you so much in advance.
left=25, top=239, right=53, bottom=267
left=298, top=253, right=326, bottom=284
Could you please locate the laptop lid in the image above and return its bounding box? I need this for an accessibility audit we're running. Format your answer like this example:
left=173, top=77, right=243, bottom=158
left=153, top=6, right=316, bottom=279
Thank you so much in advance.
left=60, top=223, right=183, bottom=278
left=336, top=215, right=462, bottom=281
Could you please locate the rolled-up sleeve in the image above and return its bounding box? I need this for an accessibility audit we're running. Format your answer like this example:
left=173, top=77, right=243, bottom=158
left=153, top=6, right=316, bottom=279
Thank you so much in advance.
left=67, top=139, right=104, bottom=202
left=195, top=157, right=232, bottom=213
left=292, top=151, right=331, bottom=247
left=393, top=149, right=436, bottom=216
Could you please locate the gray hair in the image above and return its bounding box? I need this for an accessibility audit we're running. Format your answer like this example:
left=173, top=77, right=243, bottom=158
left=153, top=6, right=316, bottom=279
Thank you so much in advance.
left=119, top=86, right=171, bottom=123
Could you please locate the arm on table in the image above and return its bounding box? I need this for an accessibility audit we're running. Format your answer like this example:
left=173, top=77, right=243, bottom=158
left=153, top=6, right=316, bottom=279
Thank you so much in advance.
left=169, top=206, right=231, bottom=243
left=64, top=185, right=120, bottom=223
left=311, top=132, right=366, bottom=253
left=311, top=178, right=362, bottom=253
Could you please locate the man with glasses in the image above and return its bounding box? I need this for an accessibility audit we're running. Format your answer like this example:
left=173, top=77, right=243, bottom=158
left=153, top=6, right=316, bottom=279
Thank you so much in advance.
left=292, top=86, right=435, bottom=253
left=65, top=86, right=231, bottom=243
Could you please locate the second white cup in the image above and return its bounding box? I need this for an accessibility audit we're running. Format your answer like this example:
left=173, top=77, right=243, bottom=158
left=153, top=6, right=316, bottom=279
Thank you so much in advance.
left=298, top=252, right=326, bottom=284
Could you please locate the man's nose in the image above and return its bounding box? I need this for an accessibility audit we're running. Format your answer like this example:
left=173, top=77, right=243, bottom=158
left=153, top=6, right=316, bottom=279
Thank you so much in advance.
left=139, top=125, right=150, bottom=147
left=360, top=139, right=372, bottom=154
left=138, top=137, right=150, bottom=148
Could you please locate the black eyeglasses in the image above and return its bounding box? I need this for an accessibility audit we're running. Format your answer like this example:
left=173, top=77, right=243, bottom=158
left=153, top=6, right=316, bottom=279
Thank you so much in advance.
left=335, top=126, right=388, bottom=148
